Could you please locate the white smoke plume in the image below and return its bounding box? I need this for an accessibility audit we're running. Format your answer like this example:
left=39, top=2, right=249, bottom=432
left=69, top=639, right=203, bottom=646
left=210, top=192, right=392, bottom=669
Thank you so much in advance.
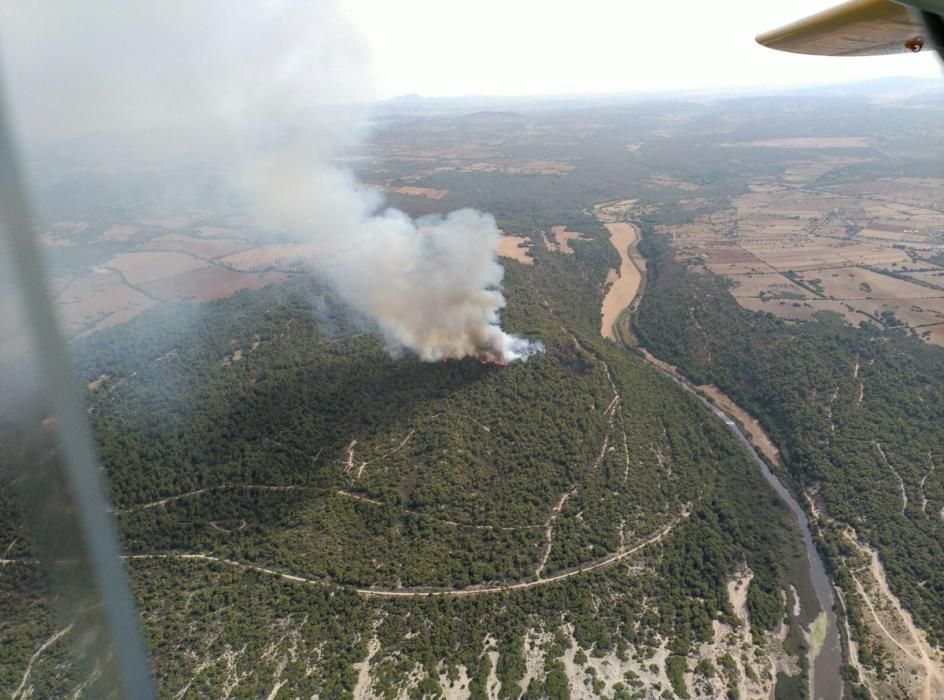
left=322, top=205, right=540, bottom=363
left=0, top=1, right=544, bottom=363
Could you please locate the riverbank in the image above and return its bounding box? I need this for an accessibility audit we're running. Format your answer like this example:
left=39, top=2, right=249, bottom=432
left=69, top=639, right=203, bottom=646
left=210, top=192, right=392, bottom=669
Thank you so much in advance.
left=607, top=213, right=843, bottom=700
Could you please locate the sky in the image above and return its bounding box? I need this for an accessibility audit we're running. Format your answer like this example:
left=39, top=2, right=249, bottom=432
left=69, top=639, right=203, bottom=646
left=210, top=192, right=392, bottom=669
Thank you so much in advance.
left=340, top=0, right=942, bottom=98
left=0, top=0, right=941, bottom=147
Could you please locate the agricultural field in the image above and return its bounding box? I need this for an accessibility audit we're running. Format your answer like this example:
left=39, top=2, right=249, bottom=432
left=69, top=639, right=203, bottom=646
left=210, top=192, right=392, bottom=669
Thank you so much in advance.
left=656, top=170, right=944, bottom=345
left=35, top=213, right=305, bottom=337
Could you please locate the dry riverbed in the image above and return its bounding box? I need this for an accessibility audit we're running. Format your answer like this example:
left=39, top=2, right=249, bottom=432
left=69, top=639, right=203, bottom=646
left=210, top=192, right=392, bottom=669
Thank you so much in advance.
left=600, top=222, right=643, bottom=340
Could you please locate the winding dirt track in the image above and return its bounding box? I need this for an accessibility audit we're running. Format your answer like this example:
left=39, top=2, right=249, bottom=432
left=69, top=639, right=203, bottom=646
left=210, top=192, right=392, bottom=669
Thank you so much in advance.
left=113, top=484, right=307, bottom=515
left=535, top=487, right=578, bottom=578
left=11, top=622, right=74, bottom=700
left=843, top=531, right=944, bottom=700
left=355, top=511, right=686, bottom=598
left=2, top=512, right=684, bottom=600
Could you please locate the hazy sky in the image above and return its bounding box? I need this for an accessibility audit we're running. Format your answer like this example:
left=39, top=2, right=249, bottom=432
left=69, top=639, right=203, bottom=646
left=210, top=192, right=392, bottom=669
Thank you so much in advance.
left=341, top=0, right=942, bottom=98
left=1, top=0, right=941, bottom=146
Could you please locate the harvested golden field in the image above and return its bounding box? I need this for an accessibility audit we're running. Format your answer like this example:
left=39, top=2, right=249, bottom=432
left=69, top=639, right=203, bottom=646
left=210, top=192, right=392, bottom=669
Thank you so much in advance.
left=797, top=267, right=942, bottom=301
left=544, top=226, right=586, bottom=254
left=392, top=186, right=449, bottom=200
left=140, top=267, right=292, bottom=302
left=648, top=174, right=700, bottom=191
left=901, top=269, right=944, bottom=287
left=737, top=239, right=911, bottom=271
left=729, top=273, right=811, bottom=300
left=782, top=157, right=867, bottom=184
left=103, top=252, right=209, bottom=286
left=505, top=160, right=573, bottom=175
left=458, top=160, right=573, bottom=175
left=920, top=324, right=944, bottom=344
left=143, top=234, right=252, bottom=260
left=857, top=229, right=919, bottom=243
left=219, top=244, right=335, bottom=272
left=738, top=298, right=864, bottom=324
left=669, top=172, right=944, bottom=345
left=827, top=178, right=944, bottom=209
left=56, top=270, right=157, bottom=336
left=495, top=236, right=533, bottom=265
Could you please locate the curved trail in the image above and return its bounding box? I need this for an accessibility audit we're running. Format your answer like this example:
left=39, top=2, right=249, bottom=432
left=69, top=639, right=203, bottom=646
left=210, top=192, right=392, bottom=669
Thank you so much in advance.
left=113, top=484, right=307, bottom=515
left=0, top=517, right=686, bottom=598
left=2, top=512, right=684, bottom=599
left=11, top=622, right=74, bottom=700
left=356, top=511, right=686, bottom=597
left=843, top=531, right=944, bottom=700
left=535, top=487, right=578, bottom=578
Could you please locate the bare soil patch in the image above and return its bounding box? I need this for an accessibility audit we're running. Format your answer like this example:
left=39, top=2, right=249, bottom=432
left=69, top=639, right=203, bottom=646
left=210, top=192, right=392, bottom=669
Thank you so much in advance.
left=495, top=236, right=534, bottom=265
left=545, top=226, right=586, bottom=254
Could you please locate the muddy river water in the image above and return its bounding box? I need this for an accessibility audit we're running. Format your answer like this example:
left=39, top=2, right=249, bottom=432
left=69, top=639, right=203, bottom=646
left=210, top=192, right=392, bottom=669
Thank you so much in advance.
left=612, top=221, right=842, bottom=698
left=652, top=364, right=842, bottom=699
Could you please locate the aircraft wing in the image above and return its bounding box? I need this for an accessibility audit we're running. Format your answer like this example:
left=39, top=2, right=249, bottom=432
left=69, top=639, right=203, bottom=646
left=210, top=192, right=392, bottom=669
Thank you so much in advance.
left=756, top=0, right=930, bottom=56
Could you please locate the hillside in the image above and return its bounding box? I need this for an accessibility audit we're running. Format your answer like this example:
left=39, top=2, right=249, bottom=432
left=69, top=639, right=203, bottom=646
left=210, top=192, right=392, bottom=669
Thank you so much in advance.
left=2, top=255, right=813, bottom=698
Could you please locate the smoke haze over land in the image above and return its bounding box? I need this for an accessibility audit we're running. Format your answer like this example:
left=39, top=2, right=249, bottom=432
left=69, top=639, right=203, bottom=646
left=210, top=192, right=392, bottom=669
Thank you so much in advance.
left=0, top=1, right=543, bottom=362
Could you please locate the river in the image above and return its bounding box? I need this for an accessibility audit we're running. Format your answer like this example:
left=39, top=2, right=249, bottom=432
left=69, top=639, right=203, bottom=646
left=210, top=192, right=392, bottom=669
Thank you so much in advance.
left=645, top=359, right=842, bottom=698
left=611, top=221, right=842, bottom=699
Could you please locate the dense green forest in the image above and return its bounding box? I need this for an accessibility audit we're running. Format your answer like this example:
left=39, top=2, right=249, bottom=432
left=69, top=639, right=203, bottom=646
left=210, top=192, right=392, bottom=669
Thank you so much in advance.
left=1, top=263, right=811, bottom=697
left=8, top=94, right=926, bottom=697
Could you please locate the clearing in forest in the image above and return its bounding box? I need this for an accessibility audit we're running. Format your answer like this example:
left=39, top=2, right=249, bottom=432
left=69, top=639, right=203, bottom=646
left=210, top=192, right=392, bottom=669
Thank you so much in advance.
left=495, top=236, right=534, bottom=265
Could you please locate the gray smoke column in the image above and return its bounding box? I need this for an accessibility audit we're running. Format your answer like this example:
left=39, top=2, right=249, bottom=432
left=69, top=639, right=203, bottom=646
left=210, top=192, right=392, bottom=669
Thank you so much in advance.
left=0, top=1, right=544, bottom=363
left=321, top=204, right=541, bottom=362
left=235, top=124, right=544, bottom=363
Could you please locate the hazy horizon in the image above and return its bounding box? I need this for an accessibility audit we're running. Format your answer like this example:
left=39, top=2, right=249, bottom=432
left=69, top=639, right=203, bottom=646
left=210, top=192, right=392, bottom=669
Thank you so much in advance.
left=341, top=0, right=941, bottom=99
